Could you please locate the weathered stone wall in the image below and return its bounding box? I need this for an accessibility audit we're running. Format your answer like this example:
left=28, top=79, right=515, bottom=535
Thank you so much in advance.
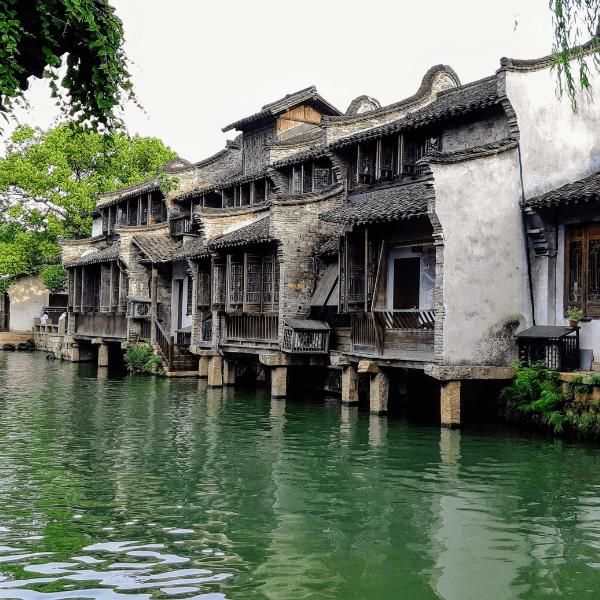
left=271, top=192, right=345, bottom=320
left=8, top=276, right=50, bottom=331
left=431, top=148, right=530, bottom=366
left=441, top=107, right=509, bottom=152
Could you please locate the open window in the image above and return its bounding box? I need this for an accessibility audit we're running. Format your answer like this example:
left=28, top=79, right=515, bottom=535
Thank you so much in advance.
left=387, top=245, right=435, bottom=311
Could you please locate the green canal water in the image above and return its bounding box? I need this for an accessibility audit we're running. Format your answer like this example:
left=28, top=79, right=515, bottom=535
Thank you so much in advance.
left=1, top=352, right=600, bottom=599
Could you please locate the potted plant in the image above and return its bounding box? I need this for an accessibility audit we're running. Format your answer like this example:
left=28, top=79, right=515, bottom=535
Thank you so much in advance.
left=566, top=306, right=583, bottom=327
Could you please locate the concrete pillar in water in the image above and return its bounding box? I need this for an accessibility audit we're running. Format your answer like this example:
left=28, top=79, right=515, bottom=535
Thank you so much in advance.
left=441, top=380, right=461, bottom=428
left=70, top=342, right=80, bottom=362
left=198, top=355, right=209, bottom=378
left=341, top=365, right=359, bottom=404
left=208, top=355, right=223, bottom=387
left=98, top=343, right=109, bottom=368
left=223, top=359, right=236, bottom=386
left=271, top=366, right=288, bottom=399
left=370, top=371, right=389, bottom=413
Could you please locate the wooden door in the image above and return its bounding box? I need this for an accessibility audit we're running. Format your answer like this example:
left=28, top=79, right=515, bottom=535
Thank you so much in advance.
left=393, top=257, right=420, bottom=309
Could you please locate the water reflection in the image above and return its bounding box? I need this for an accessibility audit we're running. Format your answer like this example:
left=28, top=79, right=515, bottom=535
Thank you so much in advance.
left=2, top=352, right=600, bottom=599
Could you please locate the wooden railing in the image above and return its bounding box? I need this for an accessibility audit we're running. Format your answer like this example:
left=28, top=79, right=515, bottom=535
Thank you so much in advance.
left=170, top=216, right=198, bottom=236
left=224, top=314, right=279, bottom=344
left=351, top=310, right=435, bottom=355
left=154, top=319, right=198, bottom=372
left=351, top=314, right=377, bottom=350
left=74, top=313, right=127, bottom=339
left=373, top=310, right=435, bottom=330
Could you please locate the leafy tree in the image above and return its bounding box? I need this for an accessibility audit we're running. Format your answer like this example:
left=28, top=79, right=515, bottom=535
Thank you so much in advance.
left=0, top=0, right=134, bottom=132
left=0, top=122, right=177, bottom=290
left=550, top=0, right=600, bottom=111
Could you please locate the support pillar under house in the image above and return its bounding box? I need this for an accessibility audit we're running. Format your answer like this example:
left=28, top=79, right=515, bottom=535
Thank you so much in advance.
left=342, top=365, right=359, bottom=404
left=271, top=366, right=288, bottom=399
left=208, top=355, right=223, bottom=387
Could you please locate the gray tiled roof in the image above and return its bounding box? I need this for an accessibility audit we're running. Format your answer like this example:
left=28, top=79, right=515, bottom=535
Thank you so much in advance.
left=132, top=234, right=181, bottom=263
left=523, top=170, right=600, bottom=209
left=64, top=243, right=120, bottom=267
left=330, top=75, right=500, bottom=148
left=209, top=216, right=273, bottom=250
left=222, top=86, right=341, bottom=132
left=316, top=237, right=339, bottom=256
left=96, top=178, right=162, bottom=209
left=319, top=183, right=434, bottom=225
left=172, top=237, right=210, bottom=261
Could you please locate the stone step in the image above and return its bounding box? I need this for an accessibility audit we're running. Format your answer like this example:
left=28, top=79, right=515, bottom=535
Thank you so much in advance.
left=592, top=363, right=600, bottom=372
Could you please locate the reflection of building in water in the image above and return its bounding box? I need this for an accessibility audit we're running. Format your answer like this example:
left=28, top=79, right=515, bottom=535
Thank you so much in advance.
left=424, top=429, right=532, bottom=600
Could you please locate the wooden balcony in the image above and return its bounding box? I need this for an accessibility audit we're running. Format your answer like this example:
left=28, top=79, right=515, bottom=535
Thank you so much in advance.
left=348, top=310, right=435, bottom=359
left=223, top=314, right=279, bottom=349
left=73, top=313, right=128, bottom=340
left=170, top=216, right=198, bottom=236
left=281, top=319, right=330, bottom=354
left=126, top=296, right=151, bottom=318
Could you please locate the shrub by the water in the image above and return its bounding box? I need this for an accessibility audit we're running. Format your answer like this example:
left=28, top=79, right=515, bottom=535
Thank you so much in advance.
left=124, top=343, right=164, bottom=375
left=500, top=361, right=600, bottom=440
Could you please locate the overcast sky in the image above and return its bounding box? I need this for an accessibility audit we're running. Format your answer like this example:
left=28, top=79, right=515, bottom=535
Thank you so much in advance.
left=5, top=0, right=557, bottom=162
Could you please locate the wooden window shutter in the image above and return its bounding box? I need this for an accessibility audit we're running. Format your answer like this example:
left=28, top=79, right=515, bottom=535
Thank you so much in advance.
left=109, top=206, right=117, bottom=233
left=128, top=199, right=138, bottom=226
left=347, top=230, right=366, bottom=309
left=102, top=210, right=109, bottom=235
left=292, top=167, right=302, bottom=194
left=111, top=264, right=120, bottom=310
left=303, top=162, right=312, bottom=193
left=140, top=197, right=148, bottom=226
left=186, top=276, right=193, bottom=315
left=74, top=267, right=82, bottom=309
left=366, top=231, right=377, bottom=304
left=244, top=254, right=263, bottom=314
left=100, top=264, right=111, bottom=312
left=118, top=203, right=127, bottom=227
left=586, top=225, right=600, bottom=317
left=197, top=270, right=211, bottom=307
left=211, top=256, right=226, bottom=310
left=82, top=267, right=95, bottom=311
left=68, top=269, right=74, bottom=310
left=151, top=197, right=163, bottom=223
left=565, top=226, right=584, bottom=314
left=228, top=254, right=244, bottom=308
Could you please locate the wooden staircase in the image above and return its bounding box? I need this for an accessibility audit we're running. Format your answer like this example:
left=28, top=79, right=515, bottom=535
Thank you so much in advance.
left=154, top=319, right=199, bottom=376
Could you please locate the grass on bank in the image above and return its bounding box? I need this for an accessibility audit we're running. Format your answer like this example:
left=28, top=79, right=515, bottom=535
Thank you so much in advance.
left=500, top=361, right=600, bottom=440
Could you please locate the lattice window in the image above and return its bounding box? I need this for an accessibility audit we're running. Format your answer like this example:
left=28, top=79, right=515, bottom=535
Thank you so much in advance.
left=229, top=264, right=244, bottom=304
left=109, top=206, right=117, bottom=232
left=212, top=265, right=226, bottom=306
left=186, top=277, right=193, bottom=315
left=381, top=138, right=395, bottom=171
left=313, top=165, right=330, bottom=190
left=128, top=200, right=138, bottom=226
left=303, top=163, right=312, bottom=193
left=68, top=269, right=74, bottom=309
left=102, top=210, right=109, bottom=235
left=151, top=197, right=164, bottom=223
left=118, top=203, right=127, bottom=227
left=241, top=184, right=251, bottom=206
left=111, top=264, right=120, bottom=309
left=263, top=260, right=273, bottom=303
left=292, top=167, right=302, bottom=194
left=196, top=272, right=209, bottom=307
left=75, top=268, right=82, bottom=307
left=100, top=264, right=111, bottom=312
left=254, top=180, right=265, bottom=204
left=245, top=261, right=263, bottom=304
left=358, top=143, right=375, bottom=179
left=347, top=232, right=365, bottom=303
left=140, top=198, right=148, bottom=226
left=566, top=224, right=600, bottom=317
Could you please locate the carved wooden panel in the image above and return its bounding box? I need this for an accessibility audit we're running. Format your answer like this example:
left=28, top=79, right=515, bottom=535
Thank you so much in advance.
left=111, top=264, right=120, bottom=309
left=229, top=263, right=244, bottom=304
left=151, top=197, right=164, bottom=223
left=100, top=264, right=111, bottom=312
left=197, top=271, right=211, bottom=307
left=303, top=163, right=313, bottom=193
left=212, top=262, right=226, bottom=307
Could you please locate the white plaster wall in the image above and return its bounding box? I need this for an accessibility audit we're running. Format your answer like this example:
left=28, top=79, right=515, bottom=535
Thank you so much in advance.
left=505, top=67, right=600, bottom=199
left=170, top=261, right=192, bottom=336
left=433, top=149, right=532, bottom=365
left=8, top=275, right=50, bottom=332
left=92, top=216, right=103, bottom=237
